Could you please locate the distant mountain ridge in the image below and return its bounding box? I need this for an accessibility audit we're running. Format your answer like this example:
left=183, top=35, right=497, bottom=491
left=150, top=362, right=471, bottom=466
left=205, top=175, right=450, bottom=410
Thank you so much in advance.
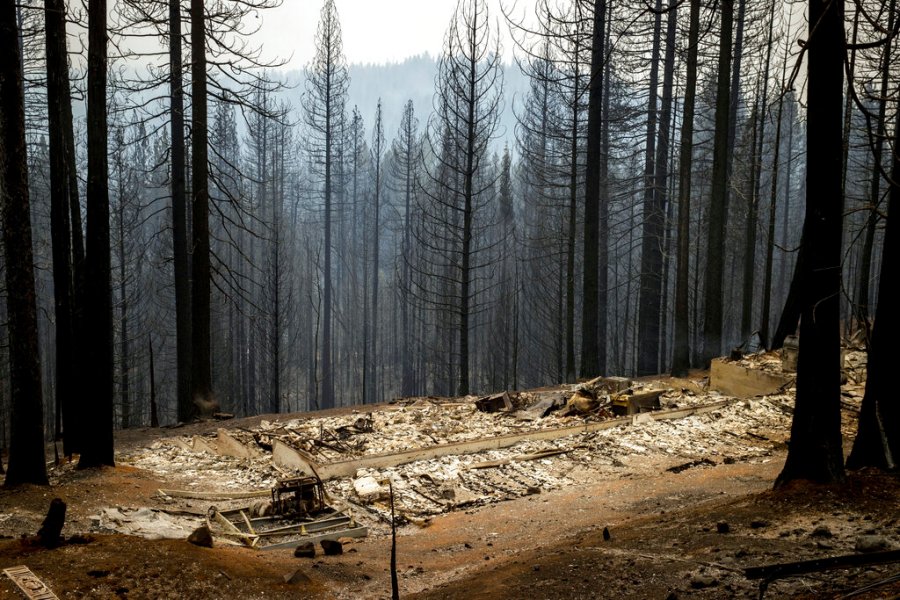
left=277, top=53, right=527, bottom=152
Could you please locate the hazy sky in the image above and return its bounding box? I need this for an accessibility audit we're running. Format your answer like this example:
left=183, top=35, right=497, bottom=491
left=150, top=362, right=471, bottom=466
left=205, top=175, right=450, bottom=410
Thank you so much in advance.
left=260, top=0, right=520, bottom=70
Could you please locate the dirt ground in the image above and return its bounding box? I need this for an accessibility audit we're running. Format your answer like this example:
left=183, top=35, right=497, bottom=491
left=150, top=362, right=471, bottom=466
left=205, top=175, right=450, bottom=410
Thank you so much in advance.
left=1, top=390, right=898, bottom=599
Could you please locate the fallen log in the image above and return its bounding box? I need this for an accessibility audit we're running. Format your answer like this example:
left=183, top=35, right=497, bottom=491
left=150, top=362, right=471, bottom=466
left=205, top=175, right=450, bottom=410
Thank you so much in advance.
left=744, top=549, right=900, bottom=581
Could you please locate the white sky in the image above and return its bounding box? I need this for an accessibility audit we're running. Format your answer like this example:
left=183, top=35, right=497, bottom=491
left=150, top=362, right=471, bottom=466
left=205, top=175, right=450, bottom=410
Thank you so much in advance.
left=259, top=0, right=520, bottom=70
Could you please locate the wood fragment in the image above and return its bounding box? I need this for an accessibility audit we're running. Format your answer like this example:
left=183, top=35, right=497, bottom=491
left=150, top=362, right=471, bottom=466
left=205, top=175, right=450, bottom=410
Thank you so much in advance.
left=157, top=489, right=270, bottom=500
left=3, top=566, right=60, bottom=600
left=466, top=447, right=581, bottom=470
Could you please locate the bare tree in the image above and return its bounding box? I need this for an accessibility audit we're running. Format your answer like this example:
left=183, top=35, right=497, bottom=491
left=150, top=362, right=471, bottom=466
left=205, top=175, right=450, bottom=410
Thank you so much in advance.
left=303, top=0, right=349, bottom=409
left=419, top=0, right=503, bottom=396
left=79, top=0, right=115, bottom=468
left=775, top=0, right=845, bottom=486
left=0, top=0, right=48, bottom=485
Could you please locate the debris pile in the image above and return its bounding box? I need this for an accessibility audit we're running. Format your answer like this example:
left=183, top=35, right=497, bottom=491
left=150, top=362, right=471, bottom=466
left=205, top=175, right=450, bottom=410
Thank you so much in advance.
left=117, top=373, right=799, bottom=527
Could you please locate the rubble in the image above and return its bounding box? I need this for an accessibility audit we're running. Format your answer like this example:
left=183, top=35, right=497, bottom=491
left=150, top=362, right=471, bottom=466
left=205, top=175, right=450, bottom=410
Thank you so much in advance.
left=114, top=379, right=798, bottom=526
left=102, top=357, right=874, bottom=540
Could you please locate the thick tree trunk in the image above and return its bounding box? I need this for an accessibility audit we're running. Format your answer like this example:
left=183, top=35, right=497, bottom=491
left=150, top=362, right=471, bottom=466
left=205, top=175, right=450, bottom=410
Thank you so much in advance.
left=44, top=0, right=77, bottom=452
left=170, top=0, right=193, bottom=423
left=671, top=5, right=700, bottom=377
left=580, top=0, right=606, bottom=379
left=190, top=0, right=217, bottom=416
left=636, top=0, right=663, bottom=375
left=701, top=0, right=734, bottom=365
left=0, top=0, right=48, bottom=485
left=775, top=0, right=845, bottom=487
left=79, top=0, right=115, bottom=468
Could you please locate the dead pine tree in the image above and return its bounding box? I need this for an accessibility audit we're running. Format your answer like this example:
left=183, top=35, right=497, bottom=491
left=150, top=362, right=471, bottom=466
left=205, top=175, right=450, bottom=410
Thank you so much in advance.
left=580, top=0, right=607, bottom=380
left=44, top=0, right=82, bottom=456
left=0, top=0, right=48, bottom=486
left=670, top=0, right=701, bottom=377
left=418, top=0, right=503, bottom=396
left=701, top=0, right=734, bottom=366
left=79, top=0, right=115, bottom=469
left=846, top=20, right=900, bottom=470
left=775, top=0, right=846, bottom=487
left=303, top=0, right=349, bottom=410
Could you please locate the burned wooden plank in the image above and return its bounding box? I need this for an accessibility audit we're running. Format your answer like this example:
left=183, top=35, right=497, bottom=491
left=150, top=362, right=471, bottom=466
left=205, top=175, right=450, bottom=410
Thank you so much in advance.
left=157, top=489, right=270, bottom=500
left=744, top=549, right=900, bottom=581
left=3, top=566, right=59, bottom=600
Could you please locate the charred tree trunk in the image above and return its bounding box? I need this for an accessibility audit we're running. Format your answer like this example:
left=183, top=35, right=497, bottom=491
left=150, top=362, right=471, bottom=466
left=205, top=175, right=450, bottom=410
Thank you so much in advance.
left=846, top=41, right=900, bottom=470
left=701, top=0, right=734, bottom=365
left=580, top=0, right=606, bottom=379
left=635, top=0, right=662, bottom=375
left=671, top=2, right=700, bottom=377
left=79, top=0, right=115, bottom=468
left=0, top=0, right=48, bottom=485
left=170, top=0, right=193, bottom=423
left=775, top=0, right=845, bottom=487
left=44, top=0, right=78, bottom=453
left=638, top=0, right=676, bottom=376
left=190, top=0, right=217, bottom=416
left=854, top=0, right=895, bottom=336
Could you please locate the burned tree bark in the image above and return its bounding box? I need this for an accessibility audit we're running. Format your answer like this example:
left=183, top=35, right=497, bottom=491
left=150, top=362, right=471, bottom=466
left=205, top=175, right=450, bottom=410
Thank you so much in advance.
left=170, top=0, right=193, bottom=423
left=775, top=0, right=845, bottom=487
left=847, top=48, right=900, bottom=470
left=79, top=0, right=115, bottom=468
left=701, top=0, right=734, bottom=365
left=580, top=0, right=606, bottom=379
left=0, top=0, right=48, bottom=486
left=637, top=0, right=677, bottom=376
left=44, top=0, right=79, bottom=453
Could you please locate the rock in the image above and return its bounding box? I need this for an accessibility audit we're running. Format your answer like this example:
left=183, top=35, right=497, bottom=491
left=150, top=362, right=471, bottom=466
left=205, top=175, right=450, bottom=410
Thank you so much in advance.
left=321, top=539, right=343, bottom=555
left=602, top=527, right=611, bottom=541
left=525, top=486, right=541, bottom=496
left=690, top=574, right=718, bottom=589
left=810, top=525, right=833, bottom=538
left=855, top=535, right=891, bottom=553
left=353, top=476, right=387, bottom=503
left=750, top=519, right=769, bottom=529
left=716, top=522, right=730, bottom=534
left=294, top=542, right=316, bottom=558
left=283, top=568, right=311, bottom=584
left=187, top=525, right=213, bottom=548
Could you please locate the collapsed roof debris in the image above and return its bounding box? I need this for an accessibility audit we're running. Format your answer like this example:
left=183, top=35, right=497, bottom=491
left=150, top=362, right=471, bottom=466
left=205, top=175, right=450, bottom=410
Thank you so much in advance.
left=100, top=351, right=865, bottom=541
left=107, top=376, right=789, bottom=534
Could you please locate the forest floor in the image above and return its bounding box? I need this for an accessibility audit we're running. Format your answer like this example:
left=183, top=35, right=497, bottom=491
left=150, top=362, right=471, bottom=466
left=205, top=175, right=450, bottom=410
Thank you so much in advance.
left=1, top=361, right=899, bottom=599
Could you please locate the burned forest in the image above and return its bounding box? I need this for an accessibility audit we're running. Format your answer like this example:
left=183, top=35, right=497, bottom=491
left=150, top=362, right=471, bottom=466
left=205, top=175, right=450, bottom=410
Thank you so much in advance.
left=1, top=0, right=899, bottom=598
